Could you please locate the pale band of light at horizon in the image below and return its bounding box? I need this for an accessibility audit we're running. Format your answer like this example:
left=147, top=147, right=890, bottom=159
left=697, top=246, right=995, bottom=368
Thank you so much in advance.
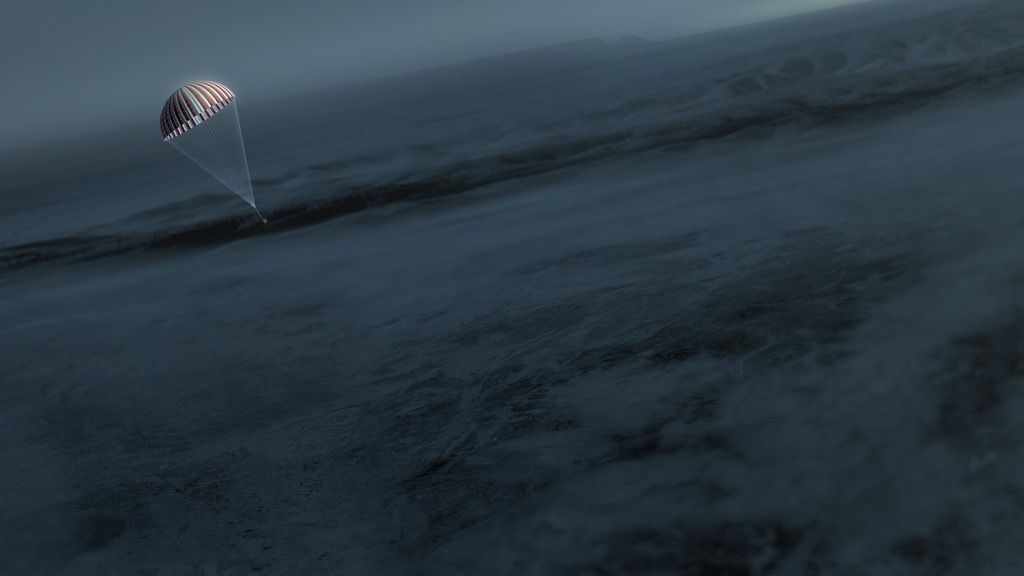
left=159, top=81, right=236, bottom=141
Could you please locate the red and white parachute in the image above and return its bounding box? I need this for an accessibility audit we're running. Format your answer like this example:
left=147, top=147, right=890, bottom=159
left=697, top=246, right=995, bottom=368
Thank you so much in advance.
left=159, top=81, right=264, bottom=221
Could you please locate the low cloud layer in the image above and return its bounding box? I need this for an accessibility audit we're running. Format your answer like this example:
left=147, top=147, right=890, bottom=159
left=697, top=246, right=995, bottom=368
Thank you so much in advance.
left=2, top=0, right=868, bottom=155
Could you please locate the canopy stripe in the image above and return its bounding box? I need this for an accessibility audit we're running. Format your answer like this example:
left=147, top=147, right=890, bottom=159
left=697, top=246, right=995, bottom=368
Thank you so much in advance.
left=159, top=81, right=236, bottom=141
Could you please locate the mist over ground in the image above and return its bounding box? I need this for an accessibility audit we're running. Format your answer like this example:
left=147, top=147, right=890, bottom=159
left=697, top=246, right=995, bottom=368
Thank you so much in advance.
left=3, top=0, right=1024, bottom=573
left=0, top=0, right=889, bottom=163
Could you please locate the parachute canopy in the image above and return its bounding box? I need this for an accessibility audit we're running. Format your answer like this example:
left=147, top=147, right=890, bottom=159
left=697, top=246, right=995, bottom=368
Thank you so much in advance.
left=159, top=81, right=264, bottom=221
left=160, top=81, right=236, bottom=141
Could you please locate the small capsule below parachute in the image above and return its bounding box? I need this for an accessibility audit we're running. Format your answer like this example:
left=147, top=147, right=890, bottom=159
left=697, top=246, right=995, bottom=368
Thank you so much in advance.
left=159, top=81, right=265, bottom=222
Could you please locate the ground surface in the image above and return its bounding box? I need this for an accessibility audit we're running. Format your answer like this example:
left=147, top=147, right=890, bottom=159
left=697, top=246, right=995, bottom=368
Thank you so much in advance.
left=4, top=1, right=1024, bottom=574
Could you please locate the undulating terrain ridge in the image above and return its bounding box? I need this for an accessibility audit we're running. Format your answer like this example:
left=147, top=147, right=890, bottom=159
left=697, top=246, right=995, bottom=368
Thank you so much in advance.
left=4, top=0, right=1024, bottom=574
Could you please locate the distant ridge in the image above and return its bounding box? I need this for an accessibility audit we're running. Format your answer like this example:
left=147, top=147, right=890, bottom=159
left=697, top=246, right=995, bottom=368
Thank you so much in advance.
left=0, top=0, right=1000, bottom=192
left=365, top=36, right=655, bottom=91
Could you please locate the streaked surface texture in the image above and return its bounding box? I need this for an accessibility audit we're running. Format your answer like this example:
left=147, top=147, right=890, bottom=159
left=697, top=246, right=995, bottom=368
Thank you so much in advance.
left=3, top=0, right=1024, bottom=573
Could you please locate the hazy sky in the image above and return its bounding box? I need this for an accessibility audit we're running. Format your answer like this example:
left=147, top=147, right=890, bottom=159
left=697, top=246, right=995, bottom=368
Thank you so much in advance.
left=0, top=0, right=864, bottom=156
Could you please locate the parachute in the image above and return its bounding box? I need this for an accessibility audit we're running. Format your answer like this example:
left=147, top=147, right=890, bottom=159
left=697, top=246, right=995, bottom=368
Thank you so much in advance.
left=159, top=81, right=265, bottom=222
